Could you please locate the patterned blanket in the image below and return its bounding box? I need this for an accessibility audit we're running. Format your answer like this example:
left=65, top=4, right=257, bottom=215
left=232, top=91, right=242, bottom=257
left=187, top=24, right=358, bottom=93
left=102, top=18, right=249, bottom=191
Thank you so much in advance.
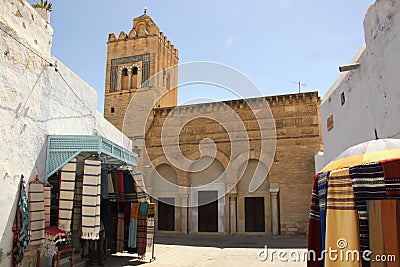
left=325, top=168, right=361, bottom=267
left=58, top=158, right=77, bottom=232
left=81, top=159, right=101, bottom=240
left=29, top=181, right=45, bottom=246
left=44, top=186, right=51, bottom=227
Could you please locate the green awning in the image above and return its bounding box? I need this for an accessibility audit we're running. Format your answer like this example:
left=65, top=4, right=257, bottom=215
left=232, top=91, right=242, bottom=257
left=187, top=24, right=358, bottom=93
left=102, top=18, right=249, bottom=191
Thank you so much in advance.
left=45, top=135, right=138, bottom=179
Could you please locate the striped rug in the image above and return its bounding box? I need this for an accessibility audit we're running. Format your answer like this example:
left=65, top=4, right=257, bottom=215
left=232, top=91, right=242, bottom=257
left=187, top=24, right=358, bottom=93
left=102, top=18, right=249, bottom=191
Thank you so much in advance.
left=29, top=182, right=45, bottom=246
left=381, top=159, right=400, bottom=198
left=349, top=162, right=385, bottom=267
left=146, top=217, right=155, bottom=260
left=129, top=170, right=148, bottom=202
left=81, top=159, right=101, bottom=240
left=136, top=215, right=147, bottom=256
left=128, top=202, right=139, bottom=248
left=117, top=212, right=124, bottom=251
left=58, top=158, right=77, bottom=232
left=325, top=168, right=361, bottom=267
left=44, top=186, right=51, bottom=227
left=307, top=174, right=322, bottom=267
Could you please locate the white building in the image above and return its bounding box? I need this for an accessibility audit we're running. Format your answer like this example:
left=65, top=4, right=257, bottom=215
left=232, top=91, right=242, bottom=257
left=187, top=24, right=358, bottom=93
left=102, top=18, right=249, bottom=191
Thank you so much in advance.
left=0, top=0, right=135, bottom=265
left=316, top=0, right=400, bottom=171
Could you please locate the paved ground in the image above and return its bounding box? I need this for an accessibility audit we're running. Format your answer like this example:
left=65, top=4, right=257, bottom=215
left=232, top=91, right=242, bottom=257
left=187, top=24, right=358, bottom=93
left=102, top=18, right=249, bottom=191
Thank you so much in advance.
left=101, top=234, right=308, bottom=267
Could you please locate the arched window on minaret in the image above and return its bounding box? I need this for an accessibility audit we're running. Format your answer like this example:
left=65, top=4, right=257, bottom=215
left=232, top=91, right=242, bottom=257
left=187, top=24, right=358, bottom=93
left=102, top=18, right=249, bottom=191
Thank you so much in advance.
left=121, top=68, right=129, bottom=90
left=131, top=66, right=138, bottom=89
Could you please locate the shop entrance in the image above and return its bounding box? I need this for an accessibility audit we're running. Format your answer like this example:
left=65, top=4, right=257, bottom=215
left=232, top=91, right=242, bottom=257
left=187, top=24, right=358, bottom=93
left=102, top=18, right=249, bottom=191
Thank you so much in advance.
left=198, top=191, right=218, bottom=232
left=157, top=198, right=175, bottom=231
left=245, top=197, right=265, bottom=232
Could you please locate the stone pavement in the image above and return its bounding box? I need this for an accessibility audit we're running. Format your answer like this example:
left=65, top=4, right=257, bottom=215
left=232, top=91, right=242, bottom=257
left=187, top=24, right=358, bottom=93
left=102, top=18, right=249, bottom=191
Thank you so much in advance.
left=101, top=234, right=308, bottom=267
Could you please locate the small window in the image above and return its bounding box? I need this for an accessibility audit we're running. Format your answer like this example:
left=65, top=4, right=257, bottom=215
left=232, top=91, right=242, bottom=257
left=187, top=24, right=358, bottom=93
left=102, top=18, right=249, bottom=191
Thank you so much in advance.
left=111, top=107, right=115, bottom=113
left=132, top=66, right=138, bottom=75
left=122, top=68, right=128, bottom=76
left=340, top=92, right=345, bottom=105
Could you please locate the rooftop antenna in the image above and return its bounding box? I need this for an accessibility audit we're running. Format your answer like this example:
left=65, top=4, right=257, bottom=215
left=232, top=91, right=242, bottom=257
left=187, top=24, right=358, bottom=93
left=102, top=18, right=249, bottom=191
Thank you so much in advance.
left=144, top=6, right=148, bottom=14
left=291, top=81, right=306, bottom=93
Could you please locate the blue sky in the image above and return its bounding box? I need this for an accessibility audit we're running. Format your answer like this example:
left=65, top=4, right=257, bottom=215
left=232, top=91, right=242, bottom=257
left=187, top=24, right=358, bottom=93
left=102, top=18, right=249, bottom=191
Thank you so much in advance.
left=27, top=0, right=373, bottom=112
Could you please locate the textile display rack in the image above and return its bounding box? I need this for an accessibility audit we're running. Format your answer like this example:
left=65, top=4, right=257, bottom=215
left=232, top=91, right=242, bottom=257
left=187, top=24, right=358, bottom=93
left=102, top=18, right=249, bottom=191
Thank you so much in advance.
left=308, top=139, right=400, bottom=267
left=12, top=135, right=160, bottom=266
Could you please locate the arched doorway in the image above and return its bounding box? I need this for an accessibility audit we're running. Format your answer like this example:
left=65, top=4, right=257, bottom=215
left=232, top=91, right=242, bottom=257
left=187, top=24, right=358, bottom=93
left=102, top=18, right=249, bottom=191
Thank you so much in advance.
left=189, top=157, right=226, bottom=233
left=237, top=159, right=271, bottom=234
left=151, top=164, right=178, bottom=232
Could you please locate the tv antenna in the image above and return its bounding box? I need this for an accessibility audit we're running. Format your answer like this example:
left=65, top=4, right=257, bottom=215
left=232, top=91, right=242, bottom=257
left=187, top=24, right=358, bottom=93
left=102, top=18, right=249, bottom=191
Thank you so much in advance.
left=291, top=81, right=306, bottom=93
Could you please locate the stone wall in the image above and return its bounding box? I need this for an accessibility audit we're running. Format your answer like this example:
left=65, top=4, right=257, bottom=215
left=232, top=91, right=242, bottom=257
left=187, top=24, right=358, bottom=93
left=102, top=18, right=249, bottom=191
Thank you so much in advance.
left=144, top=92, right=321, bottom=234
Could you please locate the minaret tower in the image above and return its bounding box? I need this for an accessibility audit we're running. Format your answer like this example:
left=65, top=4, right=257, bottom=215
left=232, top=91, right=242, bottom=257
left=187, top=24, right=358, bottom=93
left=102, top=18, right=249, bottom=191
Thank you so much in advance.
left=104, top=11, right=179, bottom=130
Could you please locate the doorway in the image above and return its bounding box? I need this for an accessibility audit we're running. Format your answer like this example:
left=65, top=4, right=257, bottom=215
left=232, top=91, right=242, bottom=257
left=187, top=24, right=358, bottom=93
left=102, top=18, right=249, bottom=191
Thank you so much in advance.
left=245, top=197, right=265, bottom=232
left=198, top=191, right=218, bottom=232
left=157, top=197, right=175, bottom=231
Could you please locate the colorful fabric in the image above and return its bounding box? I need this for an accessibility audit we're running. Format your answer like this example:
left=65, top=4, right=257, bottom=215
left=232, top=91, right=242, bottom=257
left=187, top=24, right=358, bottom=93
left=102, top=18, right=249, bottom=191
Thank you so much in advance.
left=325, top=168, right=361, bottom=267
left=146, top=217, right=155, bottom=259
left=349, top=162, right=385, bottom=267
left=44, top=186, right=51, bottom=227
left=124, top=172, right=130, bottom=199
left=131, top=202, right=140, bottom=219
left=148, top=203, right=155, bottom=217
left=108, top=173, right=117, bottom=201
left=116, top=171, right=125, bottom=202
left=129, top=170, right=148, bottom=202
left=29, top=182, right=45, bottom=245
left=381, top=200, right=400, bottom=267
left=124, top=203, right=130, bottom=249
left=136, top=214, right=148, bottom=255
left=72, top=174, right=83, bottom=234
left=124, top=172, right=137, bottom=202
left=81, top=159, right=101, bottom=240
left=139, top=202, right=148, bottom=215
left=58, top=158, right=77, bottom=232
left=368, top=201, right=386, bottom=267
left=116, top=212, right=124, bottom=251
left=350, top=162, right=386, bottom=200
left=43, top=226, right=72, bottom=256
left=13, top=178, right=30, bottom=267
left=109, top=204, right=118, bottom=253
left=317, top=171, right=328, bottom=256
left=307, top=174, right=322, bottom=267
left=101, top=168, right=109, bottom=199
left=381, top=159, right=400, bottom=198
left=128, top=218, right=137, bottom=248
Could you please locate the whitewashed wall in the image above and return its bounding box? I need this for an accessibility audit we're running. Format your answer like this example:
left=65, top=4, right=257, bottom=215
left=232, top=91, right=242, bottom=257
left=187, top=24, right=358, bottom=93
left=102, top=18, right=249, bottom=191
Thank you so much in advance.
left=317, top=0, right=400, bottom=171
left=0, top=0, right=131, bottom=265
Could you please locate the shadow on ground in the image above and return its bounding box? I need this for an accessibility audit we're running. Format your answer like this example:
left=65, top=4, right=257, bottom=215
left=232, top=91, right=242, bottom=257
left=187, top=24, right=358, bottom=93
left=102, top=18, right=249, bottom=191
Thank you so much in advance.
left=154, top=233, right=307, bottom=249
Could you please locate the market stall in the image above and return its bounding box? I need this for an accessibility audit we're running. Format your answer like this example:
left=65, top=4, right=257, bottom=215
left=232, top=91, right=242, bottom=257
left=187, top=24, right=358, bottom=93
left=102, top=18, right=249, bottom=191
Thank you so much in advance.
left=308, top=139, right=400, bottom=267
left=13, top=135, right=156, bottom=266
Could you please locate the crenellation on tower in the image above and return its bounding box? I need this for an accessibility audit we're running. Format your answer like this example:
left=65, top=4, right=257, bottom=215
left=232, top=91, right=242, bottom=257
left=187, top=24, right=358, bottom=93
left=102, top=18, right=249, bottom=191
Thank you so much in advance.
left=104, top=12, right=179, bottom=131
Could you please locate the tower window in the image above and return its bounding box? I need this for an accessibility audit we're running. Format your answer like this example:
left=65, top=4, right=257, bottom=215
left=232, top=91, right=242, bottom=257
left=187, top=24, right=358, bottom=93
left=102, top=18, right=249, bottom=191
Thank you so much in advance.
left=122, top=68, right=128, bottom=76
left=132, top=66, right=138, bottom=75
left=111, top=107, right=115, bottom=113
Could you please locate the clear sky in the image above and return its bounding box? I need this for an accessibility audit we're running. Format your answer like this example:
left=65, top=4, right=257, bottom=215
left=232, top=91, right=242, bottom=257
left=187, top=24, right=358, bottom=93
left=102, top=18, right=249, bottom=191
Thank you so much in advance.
left=27, top=0, right=373, bottom=112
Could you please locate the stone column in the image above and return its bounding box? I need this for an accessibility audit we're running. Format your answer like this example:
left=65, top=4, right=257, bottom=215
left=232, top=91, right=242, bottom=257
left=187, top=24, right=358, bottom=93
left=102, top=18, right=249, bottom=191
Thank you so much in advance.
left=137, top=62, right=143, bottom=88
left=229, top=195, right=237, bottom=235
left=269, top=188, right=280, bottom=236
left=116, top=70, right=122, bottom=91
left=180, top=195, right=188, bottom=234
left=127, top=67, right=132, bottom=90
